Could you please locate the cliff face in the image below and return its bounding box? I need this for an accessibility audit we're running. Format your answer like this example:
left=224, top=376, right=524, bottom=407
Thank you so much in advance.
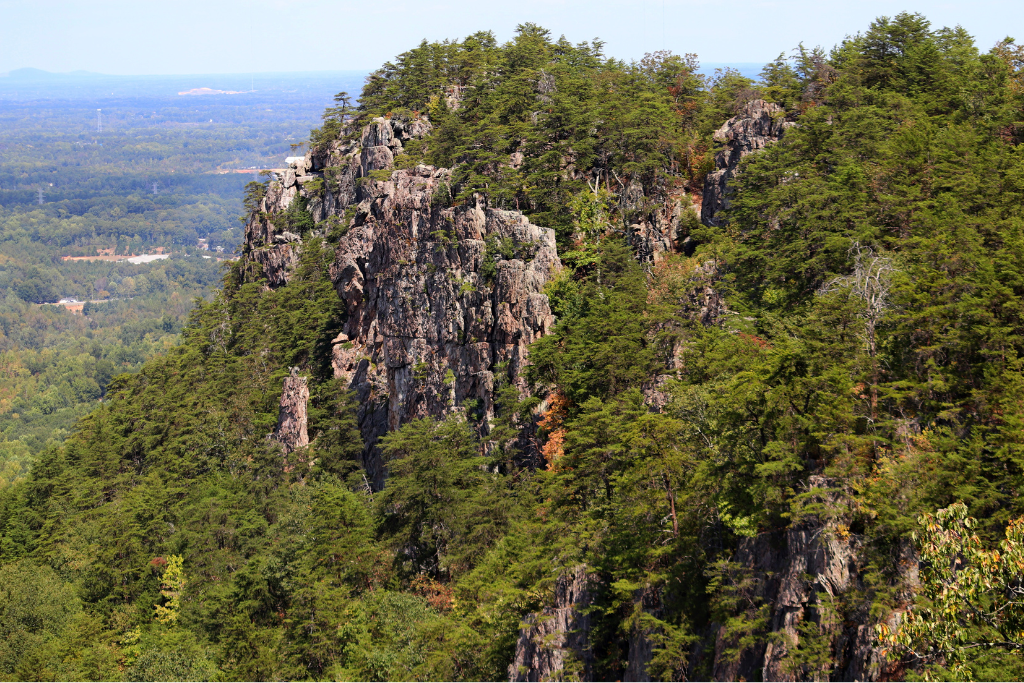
left=244, top=110, right=899, bottom=683
left=243, top=117, right=560, bottom=487
left=272, top=369, right=311, bottom=472
left=624, top=180, right=695, bottom=263
left=702, top=100, right=794, bottom=227
left=510, top=566, right=595, bottom=682
left=710, top=477, right=907, bottom=682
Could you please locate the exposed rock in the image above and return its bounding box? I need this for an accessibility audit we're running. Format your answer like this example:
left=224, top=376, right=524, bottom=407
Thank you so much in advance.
left=702, top=100, right=794, bottom=227
left=272, top=369, right=310, bottom=470
left=332, top=169, right=560, bottom=487
left=361, top=145, right=394, bottom=175
left=361, top=118, right=394, bottom=148
left=445, top=84, right=466, bottom=111
left=243, top=115, right=559, bottom=488
left=710, top=476, right=906, bottom=682
left=625, top=585, right=664, bottom=682
left=245, top=242, right=299, bottom=288
left=627, top=185, right=698, bottom=264
left=273, top=231, right=301, bottom=244
left=640, top=374, right=673, bottom=413
left=510, top=566, right=595, bottom=682
left=626, top=629, right=656, bottom=683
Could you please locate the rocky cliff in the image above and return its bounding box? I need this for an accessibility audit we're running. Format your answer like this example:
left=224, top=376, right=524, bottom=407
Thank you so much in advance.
left=243, top=116, right=560, bottom=487
left=509, top=566, right=595, bottom=682
left=702, top=99, right=794, bottom=227
left=244, top=109, right=899, bottom=683
left=272, top=368, right=311, bottom=472
left=709, top=477, right=907, bottom=682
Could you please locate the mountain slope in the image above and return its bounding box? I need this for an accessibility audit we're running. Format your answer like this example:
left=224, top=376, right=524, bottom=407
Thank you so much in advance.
left=1, top=14, right=1024, bottom=682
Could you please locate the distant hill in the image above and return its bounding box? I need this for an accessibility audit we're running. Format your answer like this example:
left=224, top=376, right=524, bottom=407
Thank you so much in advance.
left=2, top=67, right=106, bottom=79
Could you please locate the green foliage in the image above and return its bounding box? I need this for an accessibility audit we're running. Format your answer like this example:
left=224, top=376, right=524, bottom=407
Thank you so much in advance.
left=354, top=27, right=751, bottom=247
left=274, top=194, right=315, bottom=236
left=877, top=504, right=1024, bottom=680
left=378, top=415, right=496, bottom=578
left=310, top=91, right=354, bottom=148
left=0, top=561, right=81, bottom=678
left=529, top=238, right=660, bottom=407
left=5, top=12, right=1024, bottom=682
left=153, top=555, right=185, bottom=624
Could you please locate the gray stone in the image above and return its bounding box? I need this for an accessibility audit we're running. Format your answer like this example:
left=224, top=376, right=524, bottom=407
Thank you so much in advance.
left=701, top=100, right=794, bottom=227
left=272, top=369, right=309, bottom=471
left=360, top=146, right=394, bottom=175
left=241, top=115, right=559, bottom=488
left=509, top=566, right=595, bottom=682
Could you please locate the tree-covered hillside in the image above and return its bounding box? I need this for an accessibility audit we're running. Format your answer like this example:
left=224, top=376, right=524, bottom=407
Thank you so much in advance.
left=2, top=14, right=1024, bottom=682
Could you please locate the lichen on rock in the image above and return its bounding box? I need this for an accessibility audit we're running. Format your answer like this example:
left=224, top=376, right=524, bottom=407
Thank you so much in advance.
left=242, top=115, right=560, bottom=488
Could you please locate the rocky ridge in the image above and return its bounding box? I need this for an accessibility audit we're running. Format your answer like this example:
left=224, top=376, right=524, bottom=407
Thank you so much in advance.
left=244, top=106, right=897, bottom=683
left=701, top=99, right=794, bottom=227
left=243, top=116, right=560, bottom=487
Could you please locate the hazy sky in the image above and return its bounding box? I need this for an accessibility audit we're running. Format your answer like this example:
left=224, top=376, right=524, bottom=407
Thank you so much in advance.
left=0, top=0, right=1019, bottom=75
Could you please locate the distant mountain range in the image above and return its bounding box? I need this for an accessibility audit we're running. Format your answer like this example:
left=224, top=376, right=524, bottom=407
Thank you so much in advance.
left=1, top=67, right=107, bottom=79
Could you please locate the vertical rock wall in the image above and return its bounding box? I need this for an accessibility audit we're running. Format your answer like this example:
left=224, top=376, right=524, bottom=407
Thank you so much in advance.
left=701, top=99, right=794, bottom=227
left=710, top=477, right=907, bottom=682
left=509, top=566, right=595, bottom=682
left=271, top=369, right=311, bottom=473
left=243, top=117, right=560, bottom=488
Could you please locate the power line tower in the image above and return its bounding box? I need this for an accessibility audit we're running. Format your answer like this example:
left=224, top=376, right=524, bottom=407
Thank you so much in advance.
left=97, top=109, right=102, bottom=133
left=37, top=187, right=44, bottom=205
left=152, top=182, right=159, bottom=195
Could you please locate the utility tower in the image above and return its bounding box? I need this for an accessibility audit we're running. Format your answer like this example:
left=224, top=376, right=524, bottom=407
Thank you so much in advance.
left=97, top=109, right=102, bottom=133
left=152, top=182, right=158, bottom=195
left=37, top=188, right=44, bottom=205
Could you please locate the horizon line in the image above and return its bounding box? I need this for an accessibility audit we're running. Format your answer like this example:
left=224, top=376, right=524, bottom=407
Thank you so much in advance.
left=1, top=62, right=771, bottom=79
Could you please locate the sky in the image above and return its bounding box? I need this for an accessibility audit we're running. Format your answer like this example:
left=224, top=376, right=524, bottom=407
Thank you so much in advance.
left=0, top=0, right=1019, bottom=76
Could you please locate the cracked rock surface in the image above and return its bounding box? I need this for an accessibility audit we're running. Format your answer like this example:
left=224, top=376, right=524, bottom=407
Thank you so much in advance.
left=702, top=99, right=794, bottom=227
left=243, top=116, right=560, bottom=487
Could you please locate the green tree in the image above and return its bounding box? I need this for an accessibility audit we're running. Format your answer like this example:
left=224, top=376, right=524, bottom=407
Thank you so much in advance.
left=878, top=503, right=1024, bottom=680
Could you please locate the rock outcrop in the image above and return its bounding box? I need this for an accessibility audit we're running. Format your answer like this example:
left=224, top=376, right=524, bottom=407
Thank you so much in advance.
left=509, top=566, right=595, bottom=682
left=271, top=369, right=310, bottom=472
left=272, top=369, right=309, bottom=455
left=710, top=477, right=906, bottom=682
left=244, top=116, right=560, bottom=487
left=624, top=182, right=697, bottom=263
left=624, top=585, right=664, bottom=682
left=701, top=100, right=794, bottom=227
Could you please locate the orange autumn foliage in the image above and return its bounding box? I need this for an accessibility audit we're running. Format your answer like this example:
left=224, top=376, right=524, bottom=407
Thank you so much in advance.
left=539, top=391, right=569, bottom=470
